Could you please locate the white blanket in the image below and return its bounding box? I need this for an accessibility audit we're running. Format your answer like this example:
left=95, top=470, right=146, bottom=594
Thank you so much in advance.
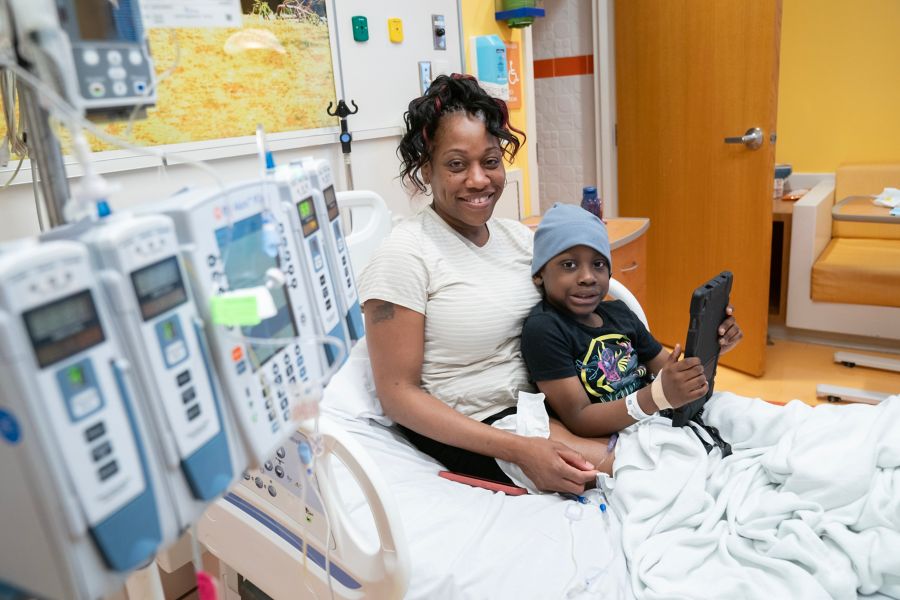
left=611, top=393, right=900, bottom=600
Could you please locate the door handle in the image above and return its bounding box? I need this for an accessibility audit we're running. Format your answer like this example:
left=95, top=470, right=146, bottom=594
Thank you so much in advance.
left=724, top=127, right=763, bottom=150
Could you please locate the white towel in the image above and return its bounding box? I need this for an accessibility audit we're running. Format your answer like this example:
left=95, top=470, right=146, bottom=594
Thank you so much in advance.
left=491, top=390, right=552, bottom=494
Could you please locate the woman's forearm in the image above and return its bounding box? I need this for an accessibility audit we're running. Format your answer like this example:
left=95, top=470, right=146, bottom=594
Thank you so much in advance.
left=381, top=383, right=526, bottom=463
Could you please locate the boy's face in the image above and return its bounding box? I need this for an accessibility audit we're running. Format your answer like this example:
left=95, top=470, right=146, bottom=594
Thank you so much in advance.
left=534, top=245, right=610, bottom=321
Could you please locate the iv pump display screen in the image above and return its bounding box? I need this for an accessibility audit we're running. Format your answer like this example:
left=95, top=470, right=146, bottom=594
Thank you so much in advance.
left=24, top=290, right=106, bottom=368
left=297, top=198, right=320, bottom=238
left=323, top=186, right=340, bottom=222
left=215, top=213, right=298, bottom=371
left=131, top=256, right=188, bottom=321
left=58, top=0, right=141, bottom=42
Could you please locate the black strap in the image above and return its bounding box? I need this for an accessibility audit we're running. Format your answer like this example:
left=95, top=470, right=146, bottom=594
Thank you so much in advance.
left=692, top=409, right=732, bottom=458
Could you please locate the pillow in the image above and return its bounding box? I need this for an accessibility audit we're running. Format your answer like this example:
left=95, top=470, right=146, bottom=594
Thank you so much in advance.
left=321, top=338, right=393, bottom=426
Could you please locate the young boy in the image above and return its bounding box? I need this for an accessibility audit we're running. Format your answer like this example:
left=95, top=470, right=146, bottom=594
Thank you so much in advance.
left=521, top=203, right=742, bottom=438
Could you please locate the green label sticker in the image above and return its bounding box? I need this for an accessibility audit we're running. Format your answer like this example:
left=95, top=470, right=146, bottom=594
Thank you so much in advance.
left=210, top=295, right=262, bottom=327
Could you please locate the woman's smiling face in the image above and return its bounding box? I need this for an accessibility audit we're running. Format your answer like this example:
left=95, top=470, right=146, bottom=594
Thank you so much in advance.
left=423, top=111, right=506, bottom=244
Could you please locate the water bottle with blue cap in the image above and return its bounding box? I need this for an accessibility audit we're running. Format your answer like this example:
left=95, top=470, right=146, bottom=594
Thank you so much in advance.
left=580, top=185, right=602, bottom=219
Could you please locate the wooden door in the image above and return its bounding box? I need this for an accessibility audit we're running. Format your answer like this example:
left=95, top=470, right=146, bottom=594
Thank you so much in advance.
left=615, top=0, right=782, bottom=376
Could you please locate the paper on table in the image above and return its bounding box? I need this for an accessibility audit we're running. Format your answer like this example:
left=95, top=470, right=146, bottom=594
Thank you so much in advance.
left=874, top=187, right=900, bottom=208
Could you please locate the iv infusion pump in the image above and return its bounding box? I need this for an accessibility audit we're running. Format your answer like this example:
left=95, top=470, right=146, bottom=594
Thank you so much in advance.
left=273, top=163, right=351, bottom=369
left=0, top=169, right=359, bottom=598
left=0, top=240, right=174, bottom=600
left=56, top=0, right=157, bottom=117
left=153, top=181, right=326, bottom=468
left=40, top=213, right=245, bottom=535
left=3, top=0, right=156, bottom=118
left=298, top=158, right=365, bottom=343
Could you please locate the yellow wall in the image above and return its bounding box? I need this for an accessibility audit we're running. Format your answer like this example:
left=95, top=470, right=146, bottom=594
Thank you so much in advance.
left=776, top=0, right=900, bottom=172
left=460, top=1, right=533, bottom=214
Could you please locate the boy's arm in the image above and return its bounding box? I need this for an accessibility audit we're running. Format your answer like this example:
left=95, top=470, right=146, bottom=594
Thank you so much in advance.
left=540, top=346, right=710, bottom=437
left=536, top=376, right=659, bottom=437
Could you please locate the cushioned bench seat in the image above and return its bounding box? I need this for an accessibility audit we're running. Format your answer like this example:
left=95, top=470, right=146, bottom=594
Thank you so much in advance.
left=833, top=219, right=900, bottom=240
left=811, top=237, right=900, bottom=308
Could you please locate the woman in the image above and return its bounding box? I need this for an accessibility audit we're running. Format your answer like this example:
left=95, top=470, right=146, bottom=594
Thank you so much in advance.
left=357, top=74, right=614, bottom=494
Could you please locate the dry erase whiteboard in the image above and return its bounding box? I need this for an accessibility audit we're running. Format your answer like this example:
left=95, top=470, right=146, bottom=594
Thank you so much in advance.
left=330, top=0, right=464, bottom=133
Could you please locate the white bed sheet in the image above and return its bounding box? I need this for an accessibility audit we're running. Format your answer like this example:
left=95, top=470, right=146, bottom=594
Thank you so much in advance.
left=612, top=392, right=900, bottom=600
left=323, top=408, right=633, bottom=600
left=319, top=343, right=897, bottom=599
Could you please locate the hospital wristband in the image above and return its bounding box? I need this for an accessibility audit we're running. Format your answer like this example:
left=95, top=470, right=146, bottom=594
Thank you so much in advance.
left=651, top=373, right=673, bottom=411
left=625, top=392, right=653, bottom=421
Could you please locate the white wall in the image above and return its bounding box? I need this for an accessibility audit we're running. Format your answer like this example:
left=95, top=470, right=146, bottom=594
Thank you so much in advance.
left=532, top=0, right=597, bottom=213
left=0, top=0, right=464, bottom=243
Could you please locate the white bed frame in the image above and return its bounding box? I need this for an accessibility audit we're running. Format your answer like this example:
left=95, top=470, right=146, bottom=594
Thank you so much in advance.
left=197, top=419, right=410, bottom=600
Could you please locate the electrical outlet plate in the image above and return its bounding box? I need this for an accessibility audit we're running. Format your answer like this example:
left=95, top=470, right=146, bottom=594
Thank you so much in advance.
left=418, top=61, right=432, bottom=95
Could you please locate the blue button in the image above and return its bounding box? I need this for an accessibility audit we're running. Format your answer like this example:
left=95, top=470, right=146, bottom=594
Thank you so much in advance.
left=0, top=409, right=21, bottom=444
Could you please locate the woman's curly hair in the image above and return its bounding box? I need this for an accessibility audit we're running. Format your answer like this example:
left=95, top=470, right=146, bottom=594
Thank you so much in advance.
left=397, top=73, right=525, bottom=193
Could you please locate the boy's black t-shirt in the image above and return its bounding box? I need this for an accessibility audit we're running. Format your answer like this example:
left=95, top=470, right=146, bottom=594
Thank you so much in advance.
left=521, top=299, right=663, bottom=404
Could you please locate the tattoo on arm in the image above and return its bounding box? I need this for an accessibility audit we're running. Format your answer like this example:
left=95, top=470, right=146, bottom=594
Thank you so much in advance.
left=370, top=301, right=396, bottom=324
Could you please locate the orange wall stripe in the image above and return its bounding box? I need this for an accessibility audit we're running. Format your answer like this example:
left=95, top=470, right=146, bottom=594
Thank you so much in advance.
left=533, top=54, right=594, bottom=79
left=533, top=57, right=555, bottom=79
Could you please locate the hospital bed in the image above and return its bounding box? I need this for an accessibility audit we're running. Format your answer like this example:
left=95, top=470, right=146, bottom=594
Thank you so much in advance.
left=199, top=193, right=899, bottom=600
left=196, top=193, right=634, bottom=599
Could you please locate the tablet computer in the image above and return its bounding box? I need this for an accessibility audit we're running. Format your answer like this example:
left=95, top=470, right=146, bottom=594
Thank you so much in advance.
left=670, top=271, right=733, bottom=427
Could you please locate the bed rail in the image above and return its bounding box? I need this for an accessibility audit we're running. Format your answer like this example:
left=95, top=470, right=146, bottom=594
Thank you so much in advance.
left=197, top=419, right=409, bottom=599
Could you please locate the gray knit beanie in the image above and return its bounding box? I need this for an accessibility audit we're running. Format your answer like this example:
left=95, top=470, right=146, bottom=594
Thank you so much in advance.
left=531, top=202, right=611, bottom=276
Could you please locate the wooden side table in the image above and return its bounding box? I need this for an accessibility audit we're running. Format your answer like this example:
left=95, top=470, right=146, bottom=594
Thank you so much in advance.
left=521, top=216, right=651, bottom=308
left=769, top=198, right=795, bottom=324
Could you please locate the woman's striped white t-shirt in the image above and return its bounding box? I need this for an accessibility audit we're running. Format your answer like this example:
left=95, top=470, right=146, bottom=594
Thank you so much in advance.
left=357, top=205, right=541, bottom=421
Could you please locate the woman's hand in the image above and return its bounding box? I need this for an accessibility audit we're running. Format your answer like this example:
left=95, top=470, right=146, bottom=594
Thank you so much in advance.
left=658, top=344, right=708, bottom=408
left=515, top=437, right=598, bottom=494
left=718, top=305, right=743, bottom=354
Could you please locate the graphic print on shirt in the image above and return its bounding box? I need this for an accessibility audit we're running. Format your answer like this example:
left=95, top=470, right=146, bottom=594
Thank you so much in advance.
left=576, top=333, right=647, bottom=402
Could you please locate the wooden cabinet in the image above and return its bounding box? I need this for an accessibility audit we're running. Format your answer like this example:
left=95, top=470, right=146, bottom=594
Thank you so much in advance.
left=609, top=219, right=649, bottom=308
left=521, top=216, right=650, bottom=308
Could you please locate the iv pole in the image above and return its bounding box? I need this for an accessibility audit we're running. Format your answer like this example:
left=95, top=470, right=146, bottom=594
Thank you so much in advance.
left=19, top=81, right=71, bottom=227
left=326, top=99, right=358, bottom=191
